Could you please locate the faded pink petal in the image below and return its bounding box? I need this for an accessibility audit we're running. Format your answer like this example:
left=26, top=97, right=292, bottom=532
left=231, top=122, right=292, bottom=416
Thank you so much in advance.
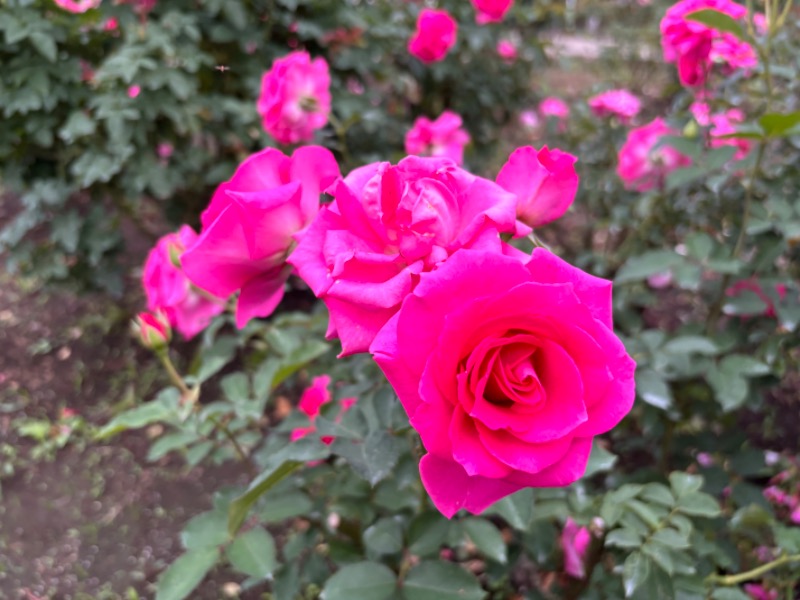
left=405, top=111, right=471, bottom=166
left=588, top=89, right=641, bottom=123
left=562, top=518, right=591, bottom=579
left=617, top=118, right=692, bottom=192
left=53, top=0, right=101, bottom=13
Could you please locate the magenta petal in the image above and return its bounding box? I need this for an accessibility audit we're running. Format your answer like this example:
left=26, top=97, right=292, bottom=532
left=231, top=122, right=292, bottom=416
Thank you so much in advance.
left=289, top=146, right=341, bottom=222
left=325, top=296, right=398, bottom=356
left=372, top=313, right=427, bottom=418
left=419, top=454, right=524, bottom=518
left=235, top=268, right=290, bottom=328
left=528, top=248, right=613, bottom=329
left=450, top=407, right=513, bottom=478
left=477, top=422, right=573, bottom=474
left=510, top=436, right=593, bottom=487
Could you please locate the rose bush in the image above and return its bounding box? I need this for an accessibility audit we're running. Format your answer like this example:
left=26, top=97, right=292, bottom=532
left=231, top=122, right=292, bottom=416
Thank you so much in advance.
left=408, top=8, right=458, bottom=64
left=371, top=249, right=636, bottom=516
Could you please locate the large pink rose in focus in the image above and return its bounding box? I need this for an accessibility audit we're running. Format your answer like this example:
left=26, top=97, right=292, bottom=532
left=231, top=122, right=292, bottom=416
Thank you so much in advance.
left=288, top=156, right=519, bottom=356
left=408, top=9, right=458, bottom=64
left=257, top=51, right=331, bottom=145
left=405, top=111, right=471, bottom=166
left=471, top=0, right=514, bottom=24
left=182, top=146, right=340, bottom=329
left=370, top=249, right=636, bottom=517
left=53, top=0, right=101, bottom=12
left=588, top=89, right=642, bottom=123
left=143, top=226, right=226, bottom=339
left=496, top=145, right=579, bottom=232
left=617, top=118, right=692, bottom=192
left=660, top=0, right=758, bottom=86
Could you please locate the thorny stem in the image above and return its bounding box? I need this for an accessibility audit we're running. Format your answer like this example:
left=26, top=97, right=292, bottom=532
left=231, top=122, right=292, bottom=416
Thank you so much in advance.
left=706, top=553, right=800, bottom=586
left=207, top=413, right=257, bottom=478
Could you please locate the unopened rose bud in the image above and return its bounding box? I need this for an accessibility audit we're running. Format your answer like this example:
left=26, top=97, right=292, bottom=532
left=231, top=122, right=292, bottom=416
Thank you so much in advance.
left=683, top=121, right=699, bottom=138
left=133, top=311, right=171, bottom=351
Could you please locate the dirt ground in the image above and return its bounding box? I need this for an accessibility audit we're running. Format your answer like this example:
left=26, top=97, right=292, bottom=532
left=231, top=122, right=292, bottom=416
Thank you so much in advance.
left=0, top=260, right=252, bottom=599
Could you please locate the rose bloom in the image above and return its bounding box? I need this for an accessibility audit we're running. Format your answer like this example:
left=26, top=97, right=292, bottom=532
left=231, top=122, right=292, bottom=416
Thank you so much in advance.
left=288, top=156, right=518, bottom=356
left=370, top=248, right=636, bottom=517
left=405, top=111, right=471, bottom=166
left=539, top=97, right=570, bottom=120
left=53, top=0, right=101, bottom=13
left=142, top=226, right=226, bottom=339
left=134, top=311, right=171, bottom=350
left=587, top=89, right=642, bottom=123
left=496, top=145, right=579, bottom=233
left=471, top=0, right=514, bottom=24
left=617, top=118, right=692, bottom=192
left=660, top=0, right=758, bottom=86
left=744, top=584, right=779, bottom=600
left=690, top=102, right=751, bottom=160
left=496, top=39, right=518, bottom=62
left=182, top=146, right=340, bottom=329
left=725, top=279, right=787, bottom=318
left=291, top=375, right=357, bottom=446
left=519, top=109, right=541, bottom=132
left=562, top=518, right=592, bottom=579
left=408, top=9, right=457, bottom=64
left=257, top=51, right=331, bottom=145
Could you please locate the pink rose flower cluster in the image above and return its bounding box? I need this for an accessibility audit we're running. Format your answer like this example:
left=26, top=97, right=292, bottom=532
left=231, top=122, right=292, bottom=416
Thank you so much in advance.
left=471, top=0, right=514, bottom=24
left=53, top=0, right=101, bottom=13
left=660, top=0, right=758, bottom=86
left=257, top=51, right=331, bottom=145
left=690, top=101, right=752, bottom=160
left=404, top=111, right=471, bottom=165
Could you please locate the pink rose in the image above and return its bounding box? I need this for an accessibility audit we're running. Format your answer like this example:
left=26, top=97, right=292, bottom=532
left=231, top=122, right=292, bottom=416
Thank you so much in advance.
left=496, top=39, right=518, bottom=62
left=562, top=518, right=592, bottom=579
left=408, top=9, right=457, bottom=64
left=660, top=0, right=758, bottom=86
left=404, top=111, right=471, bottom=166
left=127, top=85, right=141, bottom=99
left=142, top=226, right=226, bottom=339
left=726, top=279, right=786, bottom=317
left=370, top=249, right=637, bottom=517
left=471, top=0, right=514, bottom=24
left=588, top=89, right=642, bottom=123
left=182, top=146, right=340, bottom=329
left=744, top=584, right=779, bottom=600
left=299, top=375, right=332, bottom=418
left=690, top=102, right=751, bottom=160
left=257, top=51, right=331, bottom=145
left=539, top=97, right=570, bottom=120
left=53, top=0, right=101, bottom=13
left=288, top=156, right=519, bottom=356
left=617, top=118, right=692, bottom=192
left=519, top=110, right=541, bottom=132
left=291, top=375, right=356, bottom=446
left=134, top=311, right=171, bottom=350
left=496, top=145, right=579, bottom=232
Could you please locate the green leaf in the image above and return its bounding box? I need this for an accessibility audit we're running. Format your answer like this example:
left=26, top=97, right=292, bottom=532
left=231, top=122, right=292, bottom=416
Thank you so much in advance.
left=486, top=488, right=533, bottom=530
left=363, top=517, right=404, bottom=556
left=221, top=372, right=250, bottom=403
left=684, top=9, right=745, bottom=39
left=29, top=32, right=57, bottom=62
left=59, top=111, right=96, bottom=143
left=635, top=369, right=674, bottom=410
left=720, top=355, right=770, bottom=377
left=333, top=430, right=401, bottom=486
left=711, top=589, right=752, bottom=600
left=707, top=365, right=748, bottom=411
left=95, top=392, right=179, bottom=439
left=321, top=561, right=397, bottom=600
left=622, top=552, right=650, bottom=598
left=408, top=512, right=450, bottom=557
left=462, top=518, right=507, bottom=564
left=666, top=166, right=707, bottom=190
left=669, top=472, right=704, bottom=497
left=225, top=526, right=276, bottom=579
left=181, top=510, right=229, bottom=550
left=651, top=528, right=690, bottom=549
left=605, top=528, right=643, bottom=549
left=259, top=491, right=314, bottom=523
left=402, top=561, right=485, bottom=600
left=155, top=547, right=219, bottom=600
left=677, top=492, right=721, bottom=518
left=642, top=541, right=674, bottom=575
left=758, top=111, right=800, bottom=137
left=641, top=484, right=675, bottom=507
left=228, top=461, right=302, bottom=536
left=615, top=251, right=684, bottom=284
left=583, top=440, right=618, bottom=478
left=662, top=336, right=719, bottom=356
